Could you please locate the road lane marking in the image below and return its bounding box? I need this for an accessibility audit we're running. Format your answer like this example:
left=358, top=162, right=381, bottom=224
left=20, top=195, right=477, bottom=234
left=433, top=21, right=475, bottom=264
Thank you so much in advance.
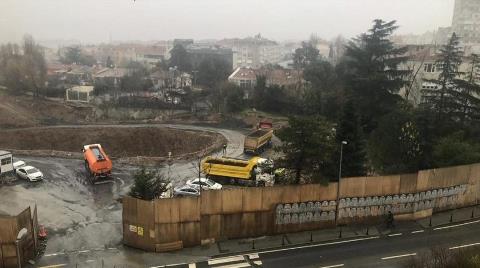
left=86, top=260, right=95, bottom=263
left=434, top=219, right=480, bottom=231
left=43, top=252, right=65, bottom=257
left=318, top=264, right=344, bottom=268
left=214, top=264, right=250, bottom=268
left=208, top=255, right=245, bottom=265
left=252, top=261, right=262, bottom=265
left=248, top=253, right=259, bottom=259
left=388, top=233, right=402, bottom=237
left=38, top=264, right=67, bottom=268
left=449, top=242, right=480, bottom=250
left=150, top=263, right=188, bottom=268
left=78, top=250, right=90, bottom=253
left=381, top=253, right=417, bottom=260
left=188, top=264, right=196, bottom=268
left=258, top=236, right=380, bottom=254
left=411, top=230, right=424, bottom=234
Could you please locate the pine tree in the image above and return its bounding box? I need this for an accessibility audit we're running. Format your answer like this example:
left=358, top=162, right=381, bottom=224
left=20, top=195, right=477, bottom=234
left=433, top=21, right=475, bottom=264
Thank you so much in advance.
left=344, top=19, right=410, bottom=133
left=451, top=53, right=480, bottom=124
left=129, top=168, right=170, bottom=200
left=335, top=100, right=367, bottom=177
left=422, top=33, right=464, bottom=118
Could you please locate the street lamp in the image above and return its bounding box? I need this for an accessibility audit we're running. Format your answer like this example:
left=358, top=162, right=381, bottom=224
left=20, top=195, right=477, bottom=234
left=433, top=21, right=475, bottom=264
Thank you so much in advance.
left=15, top=228, right=28, bottom=268
left=335, top=141, right=348, bottom=225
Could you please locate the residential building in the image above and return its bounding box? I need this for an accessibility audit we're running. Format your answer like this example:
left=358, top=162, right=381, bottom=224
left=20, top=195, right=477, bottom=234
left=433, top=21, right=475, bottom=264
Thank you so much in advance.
left=65, top=85, right=94, bottom=103
left=400, top=44, right=480, bottom=105
left=228, top=67, right=302, bottom=89
left=218, top=35, right=289, bottom=69
left=452, top=0, right=480, bottom=44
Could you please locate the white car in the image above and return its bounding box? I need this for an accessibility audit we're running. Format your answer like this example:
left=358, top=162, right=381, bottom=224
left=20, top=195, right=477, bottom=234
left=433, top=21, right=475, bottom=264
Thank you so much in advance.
left=186, top=178, right=222, bottom=190
left=13, top=160, right=26, bottom=171
left=16, top=166, right=44, bottom=182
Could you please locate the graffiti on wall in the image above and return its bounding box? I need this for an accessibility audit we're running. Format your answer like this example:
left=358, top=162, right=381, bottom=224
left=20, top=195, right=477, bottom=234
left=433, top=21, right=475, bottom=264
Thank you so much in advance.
left=275, top=184, right=467, bottom=225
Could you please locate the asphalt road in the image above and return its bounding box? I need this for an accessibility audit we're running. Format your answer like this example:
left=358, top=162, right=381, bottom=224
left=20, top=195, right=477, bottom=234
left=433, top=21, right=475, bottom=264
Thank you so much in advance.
left=185, top=219, right=480, bottom=268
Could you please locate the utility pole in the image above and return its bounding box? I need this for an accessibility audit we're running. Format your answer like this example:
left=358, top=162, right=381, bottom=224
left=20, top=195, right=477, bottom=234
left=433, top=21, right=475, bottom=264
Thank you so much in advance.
left=335, top=140, right=348, bottom=225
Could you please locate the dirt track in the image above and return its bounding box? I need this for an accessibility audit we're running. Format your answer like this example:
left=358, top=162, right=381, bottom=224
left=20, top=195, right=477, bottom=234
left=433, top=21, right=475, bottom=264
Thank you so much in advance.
left=0, top=126, right=223, bottom=158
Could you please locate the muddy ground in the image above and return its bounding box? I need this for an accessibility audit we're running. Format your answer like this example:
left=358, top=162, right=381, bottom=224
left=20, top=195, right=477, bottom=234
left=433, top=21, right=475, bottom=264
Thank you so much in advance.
left=0, top=126, right=223, bottom=158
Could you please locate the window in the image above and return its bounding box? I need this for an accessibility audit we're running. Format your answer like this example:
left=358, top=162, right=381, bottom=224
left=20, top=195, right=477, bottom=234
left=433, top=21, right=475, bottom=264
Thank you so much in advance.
left=1, top=157, right=12, bottom=166
left=424, top=63, right=436, bottom=73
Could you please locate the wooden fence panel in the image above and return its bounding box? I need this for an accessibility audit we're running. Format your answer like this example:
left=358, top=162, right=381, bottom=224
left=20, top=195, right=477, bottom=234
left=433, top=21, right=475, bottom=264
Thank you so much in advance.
left=155, top=223, right=179, bottom=244
left=261, top=187, right=285, bottom=210
left=299, top=184, right=319, bottom=202
left=426, top=165, right=471, bottom=189
left=179, top=222, right=200, bottom=247
left=200, top=215, right=222, bottom=240
left=0, top=218, right=16, bottom=243
left=201, top=190, right=222, bottom=215
left=222, top=189, right=243, bottom=214
left=0, top=244, right=3, bottom=268
left=364, top=175, right=401, bottom=196
left=178, top=197, right=200, bottom=222
left=0, top=244, right=16, bottom=268
left=340, top=177, right=366, bottom=198
left=317, top=183, right=337, bottom=201
left=242, top=188, right=263, bottom=212
left=280, top=185, right=301, bottom=203
left=155, top=198, right=180, bottom=224
left=222, top=214, right=243, bottom=238
left=399, top=173, right=418, bottom=193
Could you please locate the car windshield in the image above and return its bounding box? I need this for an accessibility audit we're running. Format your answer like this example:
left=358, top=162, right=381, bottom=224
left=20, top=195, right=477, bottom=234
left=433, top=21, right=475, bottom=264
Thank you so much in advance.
left=26, top=168, right=40, bottom=174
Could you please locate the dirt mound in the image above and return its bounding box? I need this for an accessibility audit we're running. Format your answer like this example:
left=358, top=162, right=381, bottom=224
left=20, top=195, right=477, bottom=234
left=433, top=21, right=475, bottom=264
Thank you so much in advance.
left=0, top=95, right=89, bottom=128
left=0, top=126, right=222, bottom=158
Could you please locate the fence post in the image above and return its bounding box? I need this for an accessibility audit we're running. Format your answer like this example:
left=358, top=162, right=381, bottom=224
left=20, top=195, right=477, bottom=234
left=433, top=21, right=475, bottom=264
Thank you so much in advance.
left=450, top=213, right=453, bottom=223
left=252, top=239, right=255, bottom=250
left=338, top=226, right=342, bottom=238
left=366, top=227, right=369, bottom=235
left=472, top=208, right=475, bottom=219
left=429, top=217, right=432, bottom=227
left=310, top=232, right=313, bottom=243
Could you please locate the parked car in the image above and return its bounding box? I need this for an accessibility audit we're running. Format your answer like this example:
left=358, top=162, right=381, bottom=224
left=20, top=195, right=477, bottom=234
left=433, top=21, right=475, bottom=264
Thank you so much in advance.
left=186, top=178, right=222, bottom=190
left=13, top=160, right=26, bottom=172
left=173, top=185, right=200, bottom=197
left=16, top=166, right=44, bottom=182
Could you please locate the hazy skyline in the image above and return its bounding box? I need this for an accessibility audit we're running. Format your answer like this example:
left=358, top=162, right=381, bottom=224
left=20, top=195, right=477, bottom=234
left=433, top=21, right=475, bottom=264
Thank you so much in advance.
left=0, top=0, right=455, bottom=45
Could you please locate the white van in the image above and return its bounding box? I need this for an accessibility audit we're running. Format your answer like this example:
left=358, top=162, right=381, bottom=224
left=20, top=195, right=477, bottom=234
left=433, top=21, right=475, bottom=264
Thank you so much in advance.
left=0, top=151, right=13, bottom=177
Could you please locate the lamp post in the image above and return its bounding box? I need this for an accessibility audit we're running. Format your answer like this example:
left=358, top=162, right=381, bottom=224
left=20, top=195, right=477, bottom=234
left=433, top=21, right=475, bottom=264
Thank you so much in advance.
left=335, top=141, right=348, bottom=225
left=15, top=228, right=28, bottom=268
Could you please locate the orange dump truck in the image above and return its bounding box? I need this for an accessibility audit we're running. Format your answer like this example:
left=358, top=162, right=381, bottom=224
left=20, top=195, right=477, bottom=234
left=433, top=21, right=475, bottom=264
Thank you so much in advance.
left=83, top=144, right=113, bottom=184
left=243, top=121, right=273, bottom=154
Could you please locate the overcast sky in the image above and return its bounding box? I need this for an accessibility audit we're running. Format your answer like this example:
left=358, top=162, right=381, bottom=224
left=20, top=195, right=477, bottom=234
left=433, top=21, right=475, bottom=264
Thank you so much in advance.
left=0, top=0, right=455, bottom=45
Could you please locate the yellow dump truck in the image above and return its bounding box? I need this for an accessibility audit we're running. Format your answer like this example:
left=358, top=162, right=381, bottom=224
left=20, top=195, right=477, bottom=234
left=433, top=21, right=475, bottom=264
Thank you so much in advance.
left=201, top=156, right=274, bottom=186
left=243, top=121, right=274, bottom=154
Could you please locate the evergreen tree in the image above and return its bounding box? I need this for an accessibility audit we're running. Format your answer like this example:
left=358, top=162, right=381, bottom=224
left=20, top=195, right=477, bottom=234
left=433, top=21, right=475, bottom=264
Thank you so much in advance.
left=451, top=53, right=480, bottom=124
left=129, top=168, right=170, bottom=201
left=335, top=100, right=367, bottom=177
left=276, top=116, right=336, bottom=184
left=293, top=41, right=320, bottom=69
left=368, top=105, right=424, bottom=174
left=344, top=19, right=410, bottom=133
left=106, top=56, right=114, bottom=68
left=422, top=33, right=464, bottom=119
left=168, top=44, right=192, bottom=72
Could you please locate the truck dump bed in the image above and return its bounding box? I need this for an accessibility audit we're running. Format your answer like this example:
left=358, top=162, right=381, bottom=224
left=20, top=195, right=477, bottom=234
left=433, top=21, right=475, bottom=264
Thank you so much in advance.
left=201, top=156, right=260, bottom=180
left=243, top=125, right=273, bottom=154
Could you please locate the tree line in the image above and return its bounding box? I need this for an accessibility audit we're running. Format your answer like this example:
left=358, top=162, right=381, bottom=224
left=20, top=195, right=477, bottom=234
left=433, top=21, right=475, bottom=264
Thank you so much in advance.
left=274, top=20, right=480, bottom=184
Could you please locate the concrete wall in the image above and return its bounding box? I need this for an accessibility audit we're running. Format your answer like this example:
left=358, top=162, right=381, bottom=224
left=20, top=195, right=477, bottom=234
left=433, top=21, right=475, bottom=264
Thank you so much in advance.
left=123, top=163, right=480, bottom=252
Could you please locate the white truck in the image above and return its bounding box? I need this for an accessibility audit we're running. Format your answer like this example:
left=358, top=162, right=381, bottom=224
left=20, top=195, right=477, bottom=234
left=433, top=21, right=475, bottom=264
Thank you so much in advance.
left=0, top=150, right=13, bottom=177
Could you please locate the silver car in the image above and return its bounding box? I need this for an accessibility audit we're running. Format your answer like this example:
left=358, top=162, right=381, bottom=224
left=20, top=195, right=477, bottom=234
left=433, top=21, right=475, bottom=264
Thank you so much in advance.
left=173, top=185, right=200, bottom=197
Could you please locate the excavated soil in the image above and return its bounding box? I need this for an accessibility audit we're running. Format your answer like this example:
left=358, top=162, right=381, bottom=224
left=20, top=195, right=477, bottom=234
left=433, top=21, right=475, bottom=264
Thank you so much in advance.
left=0, top=127, right=223, bottom=158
